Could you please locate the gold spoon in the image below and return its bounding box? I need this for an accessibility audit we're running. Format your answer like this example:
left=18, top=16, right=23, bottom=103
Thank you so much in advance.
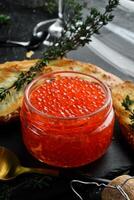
left=0, top=146, right=59, bottom=181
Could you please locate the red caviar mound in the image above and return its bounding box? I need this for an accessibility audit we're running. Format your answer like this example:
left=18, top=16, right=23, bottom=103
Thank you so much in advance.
left=30, top=76, right=106, bottom=118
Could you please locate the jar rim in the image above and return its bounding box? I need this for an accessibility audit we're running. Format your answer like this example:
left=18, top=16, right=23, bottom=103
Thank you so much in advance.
left=24, top=71, right=111, bottom=120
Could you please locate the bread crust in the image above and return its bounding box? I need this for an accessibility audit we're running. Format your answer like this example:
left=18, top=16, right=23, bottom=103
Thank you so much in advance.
left=0, top=58, right=123, bottom=123
left=112, top=81, right=134, bottom=149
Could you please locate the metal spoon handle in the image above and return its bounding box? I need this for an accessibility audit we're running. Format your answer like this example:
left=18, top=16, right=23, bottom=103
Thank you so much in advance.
left=58, top=0, right=63, bottom=19
left=0, top=40, right=29, bottom=47
left=18, top=166, right=59, bottom=177
left=33, top=18, right=57, bottom=36
left=7, top=40, right=29, bottom=46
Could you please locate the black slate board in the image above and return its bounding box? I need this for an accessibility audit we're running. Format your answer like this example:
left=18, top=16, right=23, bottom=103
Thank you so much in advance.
left=0, top=1, right=134, bottom=199
left=0, top=120, right=133, bottom=178
left=0, top=120, right=133, bottom=200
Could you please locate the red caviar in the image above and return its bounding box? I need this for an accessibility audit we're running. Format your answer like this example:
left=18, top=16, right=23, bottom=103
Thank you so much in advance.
left=30, top=77, right=106, bottom=117
left=20, top=72, right=114, bottom=168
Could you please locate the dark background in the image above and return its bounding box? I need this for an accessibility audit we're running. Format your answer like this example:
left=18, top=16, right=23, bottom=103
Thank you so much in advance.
left=0, top=1, right=134, bottom=199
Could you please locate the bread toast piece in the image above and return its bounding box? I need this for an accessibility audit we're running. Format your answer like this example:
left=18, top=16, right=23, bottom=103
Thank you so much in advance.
left=0, top=58, right=123, bottom=123
left=112, top=81, right=134, bottom=149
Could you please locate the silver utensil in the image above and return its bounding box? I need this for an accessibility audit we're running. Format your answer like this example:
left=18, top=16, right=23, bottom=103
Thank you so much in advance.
left=0, top=0, right=64, bottom=49
left=0, top=31, right=48, bottom=50
left=33, top=0, right=64, bottom=45
left=32, top=1, right=64, bottom=46
left=33, top=18, right=58, bottom=46
left=48, top=0, right=64, bottom=38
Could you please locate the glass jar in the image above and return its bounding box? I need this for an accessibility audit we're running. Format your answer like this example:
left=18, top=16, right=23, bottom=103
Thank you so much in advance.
left=20, top=71, right=115, bottom=168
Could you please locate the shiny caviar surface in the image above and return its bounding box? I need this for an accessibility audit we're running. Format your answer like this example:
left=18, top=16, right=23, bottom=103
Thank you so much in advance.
left=20, top=72, right=114, bottom=168
left=30, top=76, right=106, bottom=118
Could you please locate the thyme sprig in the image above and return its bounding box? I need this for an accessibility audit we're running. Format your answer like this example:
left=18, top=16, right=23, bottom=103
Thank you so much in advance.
left=0, top=0, right=119, bottom=101
left=14, top=59, right=48, bottom=91
left=122, top=95, right=134, bottom=130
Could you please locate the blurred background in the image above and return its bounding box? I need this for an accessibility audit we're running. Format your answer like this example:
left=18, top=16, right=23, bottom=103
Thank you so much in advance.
left=0, top=0, right=134, bottom=79
left=83, top=0, right=134, bottom=79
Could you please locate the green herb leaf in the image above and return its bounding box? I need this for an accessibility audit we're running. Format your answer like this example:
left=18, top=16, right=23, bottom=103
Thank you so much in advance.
left=0, top=14, right=10, bottom=25
left=0, top=88, right=10, bottom=101
left=122, top=95, right=134, bottom=130
left=122, top=95, right=134, bottom=111
left=129, top=110, right=134, bottom=130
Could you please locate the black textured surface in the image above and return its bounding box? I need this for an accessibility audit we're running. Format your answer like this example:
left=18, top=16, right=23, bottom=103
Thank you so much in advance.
left=0, top=1, right=134, bottom=199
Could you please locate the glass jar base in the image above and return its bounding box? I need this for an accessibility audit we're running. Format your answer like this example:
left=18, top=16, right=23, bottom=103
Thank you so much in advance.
left=26, top=146, right=110, bottom=168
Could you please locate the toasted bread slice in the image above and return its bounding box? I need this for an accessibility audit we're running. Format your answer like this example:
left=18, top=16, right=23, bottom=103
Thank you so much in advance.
left=112, top=81, right=134, bottom=149
left=0, top=58, right=123, bottom=123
